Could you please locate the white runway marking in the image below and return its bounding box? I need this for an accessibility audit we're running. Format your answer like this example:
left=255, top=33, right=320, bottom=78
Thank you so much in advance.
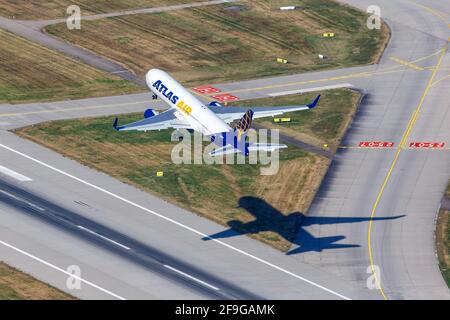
left=0, top=190, right=45, bottom=212
left=268, top=83, right=354, bottom=96
left=0, top=165, right=32, bottom=182
left=0, top=143, right=351, bottom=300
left=0, top=189, right=24, bottom=202
left=0, top=239, right=126, bottom=300
left=77, top=225, right=131, bottom=250
left=164, top=265, right=220, bottom=291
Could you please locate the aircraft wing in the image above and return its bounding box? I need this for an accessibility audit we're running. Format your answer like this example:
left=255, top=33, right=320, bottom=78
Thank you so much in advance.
left=113, top=109, right=191, bottom=132
left=211, top=94, right=320, bottom=124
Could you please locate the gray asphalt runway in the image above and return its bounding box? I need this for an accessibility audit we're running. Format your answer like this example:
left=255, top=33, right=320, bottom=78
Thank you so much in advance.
left=0, top=130, right=373, bottom=299
left=0, top=0, right=449, bottom=300
left=0, top=178, right=258, bottom=300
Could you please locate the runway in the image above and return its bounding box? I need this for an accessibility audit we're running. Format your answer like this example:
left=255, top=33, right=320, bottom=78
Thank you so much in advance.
left=0, top=0, right=449, bottom=299
left=0, top=130, right=371, bottom=299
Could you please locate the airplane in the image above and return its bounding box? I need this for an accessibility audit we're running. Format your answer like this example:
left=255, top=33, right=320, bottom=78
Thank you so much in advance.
left=113, top=69, right=321, bottom=156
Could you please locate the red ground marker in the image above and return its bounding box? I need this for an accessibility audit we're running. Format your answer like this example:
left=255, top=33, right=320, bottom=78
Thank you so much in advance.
left=211, top=93, right=240, bottom=102
left=409, top=142, right=445, bottom=149
left=192, top=86, right=221, bottom=94
left=359, top=141, right=394, bottom=148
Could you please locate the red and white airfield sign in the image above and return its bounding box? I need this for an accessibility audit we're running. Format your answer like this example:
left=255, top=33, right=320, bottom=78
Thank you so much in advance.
left=211, top=93, right=240, bottom=102
left=192, top=86, right=221, bottom=94
left=409, top=142, right=445, bottom=149
left=359, top=141, right=394, bottom=148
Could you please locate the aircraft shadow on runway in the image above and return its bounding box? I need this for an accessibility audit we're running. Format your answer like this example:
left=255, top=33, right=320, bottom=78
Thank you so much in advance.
left=202, top=196, right=405, bottom=255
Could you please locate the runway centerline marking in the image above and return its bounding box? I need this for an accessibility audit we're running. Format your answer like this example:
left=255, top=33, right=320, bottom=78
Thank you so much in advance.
left=367, top=45, right=448, bottom=300
left=0, top=143, right=351, bottom=300
left=0, top=239, right=126, bottom=300
left=0, top=165, right=32, bottom=182
left=77, top=225, right=131, bottom=250
left=0, top=189, right=46, bottom=212
left=164, top=265, right=219, bottom=291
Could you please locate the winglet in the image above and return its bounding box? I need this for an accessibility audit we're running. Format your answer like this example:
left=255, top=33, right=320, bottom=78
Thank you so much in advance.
left=307, top=94, right=321, bottom=109
left=113, top=117, right=119, bottom=131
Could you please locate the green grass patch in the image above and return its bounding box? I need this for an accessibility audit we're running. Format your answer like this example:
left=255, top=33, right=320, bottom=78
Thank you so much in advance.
left=437, top=208, right=450, bottom=288
left=437, top=179, right=450, bottom=288
left=230, top=88, right=360, bottom=148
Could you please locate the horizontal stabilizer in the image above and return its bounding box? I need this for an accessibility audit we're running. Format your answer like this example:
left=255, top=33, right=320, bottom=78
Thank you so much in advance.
left=113, top=117, right=120, bottom=131
left=209, top=143, right=287, bottom=157
left=209, top=145, right=241, bottom=156
left=248, top=143, right=287, bottom=152
left=307, top=94, right=321, bottom=109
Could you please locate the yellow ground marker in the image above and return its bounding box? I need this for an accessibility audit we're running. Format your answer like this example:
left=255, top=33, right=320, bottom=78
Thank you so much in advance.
left=156, top=171, right=164, bottom=177
left=322, top=33, right=335, bottom=37
left=276, top=58, right=288, bottom=64
left=273, top=118, right=291, bottom=123
left=367, top=45, right=447, bottom=300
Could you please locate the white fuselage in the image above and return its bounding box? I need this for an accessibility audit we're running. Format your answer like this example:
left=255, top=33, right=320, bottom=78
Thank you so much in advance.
left=146, top=69, right=231, bottom=135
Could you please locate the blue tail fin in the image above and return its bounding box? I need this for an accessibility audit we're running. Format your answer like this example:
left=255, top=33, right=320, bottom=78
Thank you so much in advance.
left=235, top=109, right=254, bottom=132
left=307, top=94, right=321, bottom=109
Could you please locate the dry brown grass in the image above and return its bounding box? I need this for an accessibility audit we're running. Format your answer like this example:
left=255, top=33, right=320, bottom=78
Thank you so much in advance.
left=255, top=156, right=329, bottom=215
left=0, top=0, right=203, bottom=20
left=0, top=262, right=75, bottom=300
left=45, top=0, right=390, bottom=85
left=0, top=29, right=141, bottom=104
